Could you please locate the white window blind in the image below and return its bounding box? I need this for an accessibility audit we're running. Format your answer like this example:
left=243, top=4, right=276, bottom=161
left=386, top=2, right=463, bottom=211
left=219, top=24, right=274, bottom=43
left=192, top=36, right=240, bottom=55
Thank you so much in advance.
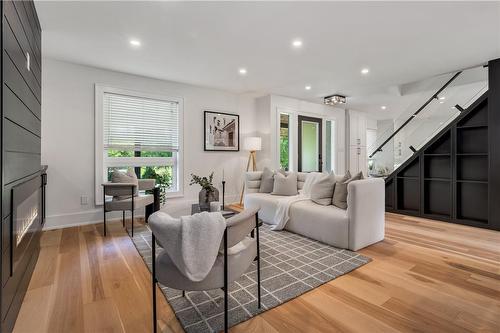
left=103, top=92, right=179, bottom=152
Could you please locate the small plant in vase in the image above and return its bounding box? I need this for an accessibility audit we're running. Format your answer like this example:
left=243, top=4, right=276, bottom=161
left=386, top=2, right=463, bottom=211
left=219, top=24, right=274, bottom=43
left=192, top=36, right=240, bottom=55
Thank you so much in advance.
left=189, top=172, right=219, bottom=211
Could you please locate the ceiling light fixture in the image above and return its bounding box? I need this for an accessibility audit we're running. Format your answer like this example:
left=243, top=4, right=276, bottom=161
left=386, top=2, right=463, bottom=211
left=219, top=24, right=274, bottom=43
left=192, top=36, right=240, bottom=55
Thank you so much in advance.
left=292, top=39, right=303, bottom=48
left=305, top=85, right=311, bottom=90
left=381, top=106, right=387, bottom=110
left=361, top=68, right=370, bottom=75
left=439, top=96, right=445, bottom=100
left=129, top=39, right=141, bottom=47
left=324, top=94, right=346, bottom=105
left=238, top=68, right=247, bottom=75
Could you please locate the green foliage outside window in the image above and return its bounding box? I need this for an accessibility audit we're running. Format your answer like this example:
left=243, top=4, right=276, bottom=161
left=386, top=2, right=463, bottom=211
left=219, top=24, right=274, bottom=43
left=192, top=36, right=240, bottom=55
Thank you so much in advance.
left=280, top=129, right=290, bottom=170
left=107, top=150, right=174, bottom=204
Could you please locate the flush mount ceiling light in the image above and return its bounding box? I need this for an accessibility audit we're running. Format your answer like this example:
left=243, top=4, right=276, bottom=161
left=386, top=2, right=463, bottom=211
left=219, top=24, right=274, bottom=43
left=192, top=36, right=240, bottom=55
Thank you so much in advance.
left=292, top=39, right=303, bottom=48
left=381, top=106, right=387, bottom=110
left=439, top=96, right=446, bottom=100
left=129, top=39, right=141, bottom=47
left=238, top=68, right=247, bottom=75
left=361, top=68, right=370, bottom=75
left=305, top=85, right=311, bottom=90
left=324, top=94, right=346, bottom=105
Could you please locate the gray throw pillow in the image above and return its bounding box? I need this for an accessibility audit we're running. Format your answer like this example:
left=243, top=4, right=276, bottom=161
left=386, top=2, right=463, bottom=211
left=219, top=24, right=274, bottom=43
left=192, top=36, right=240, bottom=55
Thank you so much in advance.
left=259, top=167, right=275, bottom=193
left=111, top=168, right=139, bottom=199
left=271, top=172, right=298, bottom=196
left=310, top=172, right=336, bottom=205
left=332, top=171, right=351, bottom=209
left=332, top=171, right=364, bottom=209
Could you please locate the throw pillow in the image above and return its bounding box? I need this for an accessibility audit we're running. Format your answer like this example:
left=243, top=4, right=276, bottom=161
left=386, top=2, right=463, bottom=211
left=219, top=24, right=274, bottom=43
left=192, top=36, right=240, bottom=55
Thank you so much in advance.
left=259, top=167, right=275, bottom=193
left=310, top=172, right=336, bottom=205
left=111, top=168, right=139, bottom=199
left=300, top=172, right=323, bottom=196
left=271, top=172, right=298, bottom=196
left=332, top=171, right=351, bottom=209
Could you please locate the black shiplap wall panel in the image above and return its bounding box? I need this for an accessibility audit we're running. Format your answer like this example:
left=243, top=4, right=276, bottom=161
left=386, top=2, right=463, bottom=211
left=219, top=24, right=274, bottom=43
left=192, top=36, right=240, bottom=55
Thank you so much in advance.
left=3, top=54, right=40, bottom=117
left=2, top=1, right=42, bottom=331
left=3, top=1, right=41, bottom=82
left=3, top=85, right=40, bottom=135
left=3, top=152, right=40, bottom=185
left=4, top=119, right=40, bottom=153
left=12, top=1, right=41, bottom=66
left=3, top=18, right=40, bottom=99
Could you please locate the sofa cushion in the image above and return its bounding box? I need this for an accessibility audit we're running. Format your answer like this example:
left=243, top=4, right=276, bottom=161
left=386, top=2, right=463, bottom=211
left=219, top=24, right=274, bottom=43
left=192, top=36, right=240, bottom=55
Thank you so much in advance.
left=111, top=168, right=138, bottom=199
left=332, top=172, right=351, bottom=209
left=259, top=167, right=275, bottom=193
left=300, top=172, right=323, bottom=196
left=272, top=172, right=298, bottom=196
left=244, top=193, right=288, bottom=224
left=286, top=200, right=349, bottom=248
left=310, top=172, right=336, bottom=205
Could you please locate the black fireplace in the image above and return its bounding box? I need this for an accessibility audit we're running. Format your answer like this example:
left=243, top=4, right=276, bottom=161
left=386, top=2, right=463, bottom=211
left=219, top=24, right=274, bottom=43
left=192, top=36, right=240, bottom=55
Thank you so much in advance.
left=11, top=176, right=43, bottom=275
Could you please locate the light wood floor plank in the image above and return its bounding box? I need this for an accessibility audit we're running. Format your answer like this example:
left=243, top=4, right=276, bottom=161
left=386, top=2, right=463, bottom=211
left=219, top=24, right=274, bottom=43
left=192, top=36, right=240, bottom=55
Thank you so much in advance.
left=12, top=213, right=500, bottom=333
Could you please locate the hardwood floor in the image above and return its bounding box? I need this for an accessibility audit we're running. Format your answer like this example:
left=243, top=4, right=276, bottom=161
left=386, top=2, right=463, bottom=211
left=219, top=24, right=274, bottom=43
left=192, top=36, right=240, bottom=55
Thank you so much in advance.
left=13, top=213, right=500, bottom=332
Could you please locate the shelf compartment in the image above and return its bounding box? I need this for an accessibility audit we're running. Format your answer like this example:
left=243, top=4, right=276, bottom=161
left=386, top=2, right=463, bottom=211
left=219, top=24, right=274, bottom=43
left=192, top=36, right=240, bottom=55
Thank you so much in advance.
left=424, top=180, right=451, bottom=218
left=385, top=178, right=394, bottom=210
left=456, top=155, right=488, bottom=182
left=398, top=158, right=420, bottom=178
left=457, top=99, right=488, bottom=128
left=456, top=182, right=488, bottom=223
left=457, top=127, right=488, bottom=154
left=424, top=155, right=451, bottom=180
left=397, top=177, right=419, bottom=212
left=424, top=130, right=450, bottom=155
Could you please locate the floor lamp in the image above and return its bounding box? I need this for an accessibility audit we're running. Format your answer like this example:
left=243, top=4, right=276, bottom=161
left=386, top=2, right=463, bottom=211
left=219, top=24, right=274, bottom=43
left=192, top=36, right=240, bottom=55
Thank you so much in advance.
left=239, top=137, right=262, bottom=205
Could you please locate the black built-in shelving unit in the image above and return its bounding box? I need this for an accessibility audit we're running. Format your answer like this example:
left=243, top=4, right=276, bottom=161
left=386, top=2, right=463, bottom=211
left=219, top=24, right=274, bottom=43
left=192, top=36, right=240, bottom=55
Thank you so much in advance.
left=385, top=58, right=500, bottom=231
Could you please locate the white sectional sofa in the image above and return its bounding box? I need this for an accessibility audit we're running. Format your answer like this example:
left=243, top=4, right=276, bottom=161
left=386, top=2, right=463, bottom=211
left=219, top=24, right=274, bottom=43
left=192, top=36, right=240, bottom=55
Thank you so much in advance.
left=244, top=171, right=385, bottom=251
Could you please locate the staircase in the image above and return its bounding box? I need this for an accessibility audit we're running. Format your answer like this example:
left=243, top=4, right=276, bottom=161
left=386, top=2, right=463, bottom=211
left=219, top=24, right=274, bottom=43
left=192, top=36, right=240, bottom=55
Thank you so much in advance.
left=369, top=59, right=500, bottom=231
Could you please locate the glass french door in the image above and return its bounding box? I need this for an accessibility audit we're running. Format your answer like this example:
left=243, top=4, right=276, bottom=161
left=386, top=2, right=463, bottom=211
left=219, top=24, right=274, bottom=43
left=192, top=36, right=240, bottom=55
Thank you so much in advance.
left=298, top=115, right=322, bottom=172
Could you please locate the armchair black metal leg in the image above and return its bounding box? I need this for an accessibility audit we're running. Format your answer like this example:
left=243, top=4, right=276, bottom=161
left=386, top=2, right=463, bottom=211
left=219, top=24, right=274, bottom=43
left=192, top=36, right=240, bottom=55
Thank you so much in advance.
left=182, top=290, right=185, bottom=297
left=152, top=233, right=157, bottom=333
left=256, top=215, right=261, bottom=309
left=223, top=229, right=228, bottom=333
left=131, top=186, right=135, bottom=237
left=131, top=210, right=134, bottom=237
left=103, top=191, right=107, bottom=237
left=122, top=211, right=125, bottom=227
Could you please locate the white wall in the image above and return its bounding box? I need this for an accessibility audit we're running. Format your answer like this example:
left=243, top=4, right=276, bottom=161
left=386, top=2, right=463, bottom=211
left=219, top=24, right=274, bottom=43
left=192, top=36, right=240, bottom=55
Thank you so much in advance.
left=256, top=94, right=346, bottom=175
left=41, top=58, right=257, bottom=228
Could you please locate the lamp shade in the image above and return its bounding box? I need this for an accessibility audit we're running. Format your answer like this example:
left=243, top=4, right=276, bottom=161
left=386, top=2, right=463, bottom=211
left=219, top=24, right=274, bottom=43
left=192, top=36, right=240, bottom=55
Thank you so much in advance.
left=244, top=136, right=262, bottom=151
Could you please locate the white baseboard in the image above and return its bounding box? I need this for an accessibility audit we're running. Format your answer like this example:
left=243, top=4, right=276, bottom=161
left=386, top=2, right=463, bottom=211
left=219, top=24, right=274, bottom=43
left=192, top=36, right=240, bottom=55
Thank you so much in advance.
left=43, top=194, right=240, bottom=230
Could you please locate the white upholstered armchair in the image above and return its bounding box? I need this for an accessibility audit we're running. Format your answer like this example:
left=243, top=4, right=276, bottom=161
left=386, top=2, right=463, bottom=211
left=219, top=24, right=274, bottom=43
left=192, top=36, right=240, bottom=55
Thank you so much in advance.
left=149, top=206, right=262, bottom=333
left=101, top=178, right=156, bottom=236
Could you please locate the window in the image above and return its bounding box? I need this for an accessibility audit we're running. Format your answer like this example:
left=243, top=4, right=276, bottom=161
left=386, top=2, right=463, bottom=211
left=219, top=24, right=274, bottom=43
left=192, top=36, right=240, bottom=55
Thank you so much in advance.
left=95, top=86, right=183, bottom=204
left=279, top=113, right=290, bottom=170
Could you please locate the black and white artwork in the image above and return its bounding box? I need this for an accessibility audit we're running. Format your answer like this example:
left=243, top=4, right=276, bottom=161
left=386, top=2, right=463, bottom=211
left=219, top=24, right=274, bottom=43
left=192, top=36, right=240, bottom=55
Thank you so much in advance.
left=204, top=111, right=239, bottom=151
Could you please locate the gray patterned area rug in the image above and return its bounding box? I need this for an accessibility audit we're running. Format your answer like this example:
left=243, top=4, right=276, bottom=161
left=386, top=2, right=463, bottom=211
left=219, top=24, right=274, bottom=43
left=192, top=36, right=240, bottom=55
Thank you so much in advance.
left=131, top=223, right=370, bottom=333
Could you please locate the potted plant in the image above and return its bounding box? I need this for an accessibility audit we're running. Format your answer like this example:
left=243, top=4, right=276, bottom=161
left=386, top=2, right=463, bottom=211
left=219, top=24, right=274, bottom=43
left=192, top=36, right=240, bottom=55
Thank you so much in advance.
left=189, top=172, right=219, bottom=210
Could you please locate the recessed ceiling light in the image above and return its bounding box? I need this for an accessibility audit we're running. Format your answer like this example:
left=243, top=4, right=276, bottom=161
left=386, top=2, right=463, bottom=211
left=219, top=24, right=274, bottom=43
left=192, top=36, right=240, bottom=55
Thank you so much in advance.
left=238, top=68, right=247, bottom=75
left=381, top=106, right=387, bottom=110
left=439, top=101, right=445, bottom=104
left=361, top=68, right=370, bottom=75
left=292, top=39, right=303, bottom=48
left=129, top=39, right=141, bottom=47
left=305, top=85, right=311, bottom=90
left=439, top=96, right=445, bottom=100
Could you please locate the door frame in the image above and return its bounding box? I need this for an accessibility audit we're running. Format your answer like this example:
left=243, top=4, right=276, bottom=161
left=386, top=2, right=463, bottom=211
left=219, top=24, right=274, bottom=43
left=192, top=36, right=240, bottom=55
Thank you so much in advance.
left=298, top=115, right=323, bottom=172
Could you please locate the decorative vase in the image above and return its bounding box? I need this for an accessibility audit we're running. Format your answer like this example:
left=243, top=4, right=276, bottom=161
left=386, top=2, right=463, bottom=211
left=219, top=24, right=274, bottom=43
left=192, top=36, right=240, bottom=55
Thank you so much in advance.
left=199, top=187, right=219, bottom=211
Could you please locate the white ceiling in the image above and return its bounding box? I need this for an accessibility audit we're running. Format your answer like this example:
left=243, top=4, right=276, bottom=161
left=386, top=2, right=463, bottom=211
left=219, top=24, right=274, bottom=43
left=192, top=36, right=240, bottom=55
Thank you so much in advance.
left=35, top=1, right=500, bottom=118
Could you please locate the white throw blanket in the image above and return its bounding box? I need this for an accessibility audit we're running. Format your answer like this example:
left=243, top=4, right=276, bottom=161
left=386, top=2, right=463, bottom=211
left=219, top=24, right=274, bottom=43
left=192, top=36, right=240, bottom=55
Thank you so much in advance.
left=148, top=211, right=226, bottom=282
left=271, top=194, right=309, bottom=230
left=270, top=171, right=323, bottom=230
